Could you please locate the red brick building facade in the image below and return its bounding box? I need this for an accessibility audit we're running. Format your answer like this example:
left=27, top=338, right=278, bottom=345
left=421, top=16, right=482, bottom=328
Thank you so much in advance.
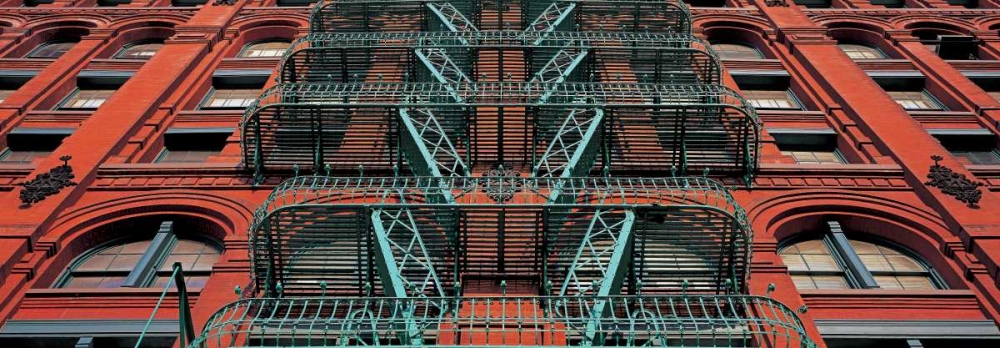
left=0, top=1, right=1000, bottom=348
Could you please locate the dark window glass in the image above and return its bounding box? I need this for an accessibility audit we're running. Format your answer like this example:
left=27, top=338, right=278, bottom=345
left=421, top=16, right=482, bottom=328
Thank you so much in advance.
left=27, top=42, right=76, bottom=59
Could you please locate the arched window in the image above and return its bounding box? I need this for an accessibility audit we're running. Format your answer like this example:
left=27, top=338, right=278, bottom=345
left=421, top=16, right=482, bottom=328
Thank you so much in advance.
left=26, top=41, right=77, bottom=59
left=778, top=221, right=941, bottom=290
left=238, top=40, right=291, bottom=58
left=710, top=42, right=763, bottom=60
left=59, top=222, right=220, bottom=289
left=114, top=41, right=163, bottom=60
left=838, top=43, right=886, bottom=60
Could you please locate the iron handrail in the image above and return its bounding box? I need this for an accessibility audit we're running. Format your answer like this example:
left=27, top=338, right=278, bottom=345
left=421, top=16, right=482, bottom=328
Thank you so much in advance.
left=187, top=294, right=815, bottom=348
left=135, top=262, right=196, bottom=348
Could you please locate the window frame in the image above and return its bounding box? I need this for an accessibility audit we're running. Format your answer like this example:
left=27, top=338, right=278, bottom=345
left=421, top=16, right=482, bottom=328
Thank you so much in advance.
left=237, top=40, right=292, bottom=59
left=886, top=90, right=946, bottom=111
left=710, top=42, right=764, bottom=60
left=951, top=149, right=1000, bottom=165
left=56, top=221, right=221, bottom=289
left=113, top=41, right=163, bottom=60
left=25, top=41, right=76, bottom=59
left=779, top=221, right=946, bottom=290
left=837, top=42, right=887, bottom=60
left=199, top=87, right=259, bottom=109
left=742, top=89, right=803, bottom=110
left=57, top=88, right=115, bottom=110
left=0, top=89, right=13, bottom=104
left=0, top=147, right=52, bottom=164
left=780, top=148, right=847, bottom=164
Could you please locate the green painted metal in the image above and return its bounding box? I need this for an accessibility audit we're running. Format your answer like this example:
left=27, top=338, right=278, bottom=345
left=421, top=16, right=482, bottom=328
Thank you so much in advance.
left=248, top=176, right=751, bottom=297
left=398, top=108, right=470, bottom=178
left=188, top=295, right=817, bottom=348
left=426, top=2, right=479, bottom=33
left=241, top=82, right=759, bottom=178
left=279, top=31, right=720, bottom=85
left=136, top=262, right=194, bottom=348
left=312, top=0, right=692, bottom=34
left=525, top=2, right=577, bottom=45
left=534, top=106, right=604, bottom=180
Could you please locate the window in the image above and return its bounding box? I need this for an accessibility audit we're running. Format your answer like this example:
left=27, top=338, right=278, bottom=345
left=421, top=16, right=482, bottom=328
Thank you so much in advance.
left=114, top=42, right=162, bottom=60
left=238, top=41, right=291, bottom=58
left=932, top=130, right=1000, bottom=166
left=781, top=150, right=845, bottom=164
left=0, top=89, right=12, bottom=104
left=155, top=130, right=231, bottom=163
left=887, top=90, right=943, bottom=111
left=0, top=129, right=70, bottom=164
left=772, top=128, right=846, bottom=165
left=59, top=89, right=114, bottom=110
left=59, top=221, right=220, bottom=289
left=711, top=43, right=763, bottom=60
left=988, top=91, right=1000, bottom=102
left=951, top=150, right=1000, bottom=165
left=838, top=43, right=886, bottom=60
left=26, top=41, right=76, bottom=59
left=742, top=89, right=801, bottom=109
left=201, top=88, right=258, bottom=109
left=779, top=221, right=941, bottom=290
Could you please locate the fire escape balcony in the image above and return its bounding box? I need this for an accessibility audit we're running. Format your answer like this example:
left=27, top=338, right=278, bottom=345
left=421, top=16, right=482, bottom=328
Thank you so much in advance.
left=277, top=31, right=721, bottom=85
left=189, top=295, right=816, bottom=348
left=310, top=0, right=691, bottom=34
left=249, top=176, right=751, bottom=298
left=180, top=176, right=819, bottom=348
left=239, top=82, right=759, bottom=181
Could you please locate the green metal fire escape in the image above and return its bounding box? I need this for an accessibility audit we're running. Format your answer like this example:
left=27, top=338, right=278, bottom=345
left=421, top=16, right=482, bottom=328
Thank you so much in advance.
left=179, top=1, right=815, bottom=347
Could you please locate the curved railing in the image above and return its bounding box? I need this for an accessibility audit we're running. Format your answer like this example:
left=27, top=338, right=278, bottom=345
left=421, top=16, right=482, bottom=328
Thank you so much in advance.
left=310, top=0, right=692, bottom=34
left=252, top=175, right=749, bottom=232
left=188, top=295, right=816, bottom=348
left=277, top=31, right=720, bottom=85
left=239, top=82, right=760, bottom=179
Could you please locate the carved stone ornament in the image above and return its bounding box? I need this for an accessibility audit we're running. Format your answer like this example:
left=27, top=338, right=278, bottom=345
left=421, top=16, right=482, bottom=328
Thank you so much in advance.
left=764, top=0, right=789, bottom=6
left=18, top=155, right=77, bottom=207
left=483, top=164, right=521, bottom=203
left=925, top=155, right=983, bottom=208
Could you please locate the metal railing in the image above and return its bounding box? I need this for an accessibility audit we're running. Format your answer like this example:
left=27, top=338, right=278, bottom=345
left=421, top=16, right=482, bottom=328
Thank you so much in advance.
left=187, top=295, right=815, bottom=348
left=136, top=262, right=196, bottom=348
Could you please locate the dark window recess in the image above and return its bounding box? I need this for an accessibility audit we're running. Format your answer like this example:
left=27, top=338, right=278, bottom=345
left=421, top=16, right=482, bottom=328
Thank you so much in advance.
left=933, top=131, right=1000, bottom=165
left=156, top=131, right=230, bottom=163
left=792, top=0, right=831, bottom=8
left=276, top=0, right=317, bottom=6
left=97, top=0, right=129, bottom=6
left=871, top=0, right=905, bottom=7
left=945, top=0, right=979, bottom=9
left=0, top=130, right=70, bottom=164
left=172, top=0, right=208, bottom=6
left=684, top=0, right=726, bottom=7
left=23, top=0, right=55, bottom=7
left=771, top=129, right=845, bottom=164
left=0, top=71, right=34, bottom=104
left=733, top=72, right=803, bottom=110
left=917, top=34, right=979, bottom=60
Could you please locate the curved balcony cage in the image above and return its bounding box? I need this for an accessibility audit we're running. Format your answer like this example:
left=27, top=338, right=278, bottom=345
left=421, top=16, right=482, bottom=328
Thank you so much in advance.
left=309, top=0, right=691, bottom=34
left=276, top=31, right=721, bottom=86
left=249, top=176, right=751, bottom=299
left=189, top=295, right=816, bottom=348
left=239, top=82, right=760, bottom=181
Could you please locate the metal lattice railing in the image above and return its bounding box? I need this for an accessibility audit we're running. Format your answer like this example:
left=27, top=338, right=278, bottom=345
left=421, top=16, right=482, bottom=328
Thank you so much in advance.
left=247, top=176, right=751, bottom=298
left=239, top=82, right=760, bottom=179
left=311, top=0, right=691, bottom=34
left=278, top=31, right=720, bottom=85
left=188, top=295, right=815, bottom=348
